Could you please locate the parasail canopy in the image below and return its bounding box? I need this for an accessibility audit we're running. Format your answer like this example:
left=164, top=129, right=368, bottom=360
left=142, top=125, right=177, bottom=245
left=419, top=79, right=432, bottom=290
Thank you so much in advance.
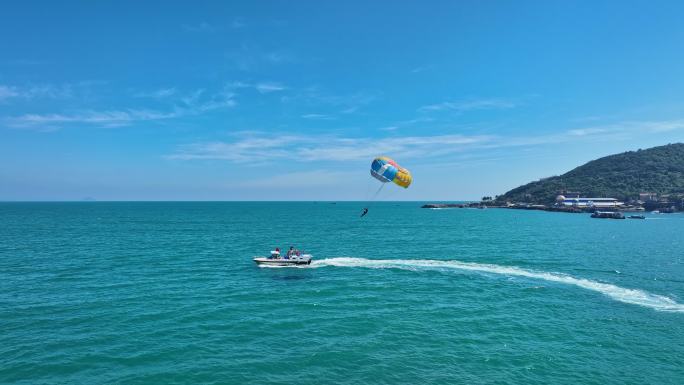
left=370, top=156, right=412, bottom=188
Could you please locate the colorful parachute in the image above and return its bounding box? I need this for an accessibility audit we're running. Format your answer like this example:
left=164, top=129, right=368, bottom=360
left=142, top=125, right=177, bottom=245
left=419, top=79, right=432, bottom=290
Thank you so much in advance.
left=370, top=156, right=412, bottom=188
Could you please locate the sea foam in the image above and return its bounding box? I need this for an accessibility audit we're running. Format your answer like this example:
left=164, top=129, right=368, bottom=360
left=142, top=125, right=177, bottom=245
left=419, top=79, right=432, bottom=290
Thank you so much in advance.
left=311, top=258, right=684, bottom=313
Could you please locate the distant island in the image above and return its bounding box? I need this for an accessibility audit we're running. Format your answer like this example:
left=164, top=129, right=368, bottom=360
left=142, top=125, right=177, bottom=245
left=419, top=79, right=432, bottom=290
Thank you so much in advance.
left=423, top=143, right=684, bottom=212
left=496, top=143, right=684, bottom=206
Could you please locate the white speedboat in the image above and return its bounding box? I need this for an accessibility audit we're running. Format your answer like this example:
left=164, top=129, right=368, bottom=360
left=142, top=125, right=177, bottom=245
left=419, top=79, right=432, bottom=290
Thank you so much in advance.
left=253, top=250, right=312, bottom=266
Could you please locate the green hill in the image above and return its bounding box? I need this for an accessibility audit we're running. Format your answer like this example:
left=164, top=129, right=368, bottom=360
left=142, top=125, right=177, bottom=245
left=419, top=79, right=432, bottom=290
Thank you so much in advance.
left=496, top=143, right=684, bottom=204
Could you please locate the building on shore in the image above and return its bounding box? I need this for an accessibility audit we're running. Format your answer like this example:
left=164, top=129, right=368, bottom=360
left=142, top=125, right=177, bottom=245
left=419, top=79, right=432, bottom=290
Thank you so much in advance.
left=556, top=196, right=624, bottom=208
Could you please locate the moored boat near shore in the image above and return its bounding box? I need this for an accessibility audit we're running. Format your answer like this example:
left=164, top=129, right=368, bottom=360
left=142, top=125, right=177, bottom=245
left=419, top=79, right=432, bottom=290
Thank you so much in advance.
left=591, top=211, right=625, bottom=219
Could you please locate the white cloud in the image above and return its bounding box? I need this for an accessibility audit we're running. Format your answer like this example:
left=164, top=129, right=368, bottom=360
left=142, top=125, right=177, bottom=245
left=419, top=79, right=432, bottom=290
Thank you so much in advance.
left=167, top=119, right=684, bottom=164
left=380, top=126, right=398, bottom=131
left=134, top=88, right=177, bottom=98
left=255, top=82, right=286, bottom=93
left=0, top=84, right=73, bottom=101
left=168, top=133, right=492, bottom=163
left=226, top=81, right=286, bottom=94
left=25, top=84, right=73, bottom=99
left=0, top=85, right=20, bottom=100
left=639, top=120, right=684, bottom=133
left=7, top=109, right=182, bottom=129
left=567, top=119, right=684, bottom=137
left=378, top=117, right=435, bottom=132
left=567, top=127, right=612, bottom=136
left=5, top=88, right=236, bottom=130
left=301, top=113, right=334, bottom=120
left=419, top=98, right=517, bottom=112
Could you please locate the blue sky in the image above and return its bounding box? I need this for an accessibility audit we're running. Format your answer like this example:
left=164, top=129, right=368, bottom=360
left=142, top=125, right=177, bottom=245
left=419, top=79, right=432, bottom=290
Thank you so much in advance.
left=2, top=1, right=684, bottom=200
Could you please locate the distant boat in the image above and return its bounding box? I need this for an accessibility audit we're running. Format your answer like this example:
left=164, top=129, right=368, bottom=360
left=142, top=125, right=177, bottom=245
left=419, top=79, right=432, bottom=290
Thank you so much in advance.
left=628, top=215, right=646, bottom=219
left=591, top=211, right=625, bottom=219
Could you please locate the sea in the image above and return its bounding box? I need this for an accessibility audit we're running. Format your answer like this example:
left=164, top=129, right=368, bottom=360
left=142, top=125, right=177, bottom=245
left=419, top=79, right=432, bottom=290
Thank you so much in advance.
left=1, top=202, right=683, bottom=384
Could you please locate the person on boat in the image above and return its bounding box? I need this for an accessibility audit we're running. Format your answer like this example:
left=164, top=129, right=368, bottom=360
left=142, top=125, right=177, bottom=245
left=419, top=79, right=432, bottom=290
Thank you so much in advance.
left=286, top=246, right=294, bottom=259
left=360, top=208, right=369, bottom=217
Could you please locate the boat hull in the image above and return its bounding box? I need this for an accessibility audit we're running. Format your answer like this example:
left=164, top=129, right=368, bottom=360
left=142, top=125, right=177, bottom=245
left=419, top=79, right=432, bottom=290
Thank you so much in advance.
left=253, top=256, right=312, bottom=266
left=591, top=211, right=625, bottom=219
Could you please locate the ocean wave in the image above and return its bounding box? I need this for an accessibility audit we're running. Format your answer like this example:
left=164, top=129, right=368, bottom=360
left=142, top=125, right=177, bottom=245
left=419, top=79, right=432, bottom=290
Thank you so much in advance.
left=310, top=258, right=684, bottom=313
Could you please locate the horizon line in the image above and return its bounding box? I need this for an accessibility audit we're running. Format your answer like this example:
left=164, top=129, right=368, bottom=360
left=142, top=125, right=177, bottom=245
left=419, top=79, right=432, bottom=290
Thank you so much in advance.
left=0, top=199, right=476, bottom=203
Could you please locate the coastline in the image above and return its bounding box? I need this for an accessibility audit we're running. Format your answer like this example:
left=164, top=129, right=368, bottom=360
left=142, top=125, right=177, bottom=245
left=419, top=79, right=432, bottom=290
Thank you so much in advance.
left=421, top=202, right=652, bottom=213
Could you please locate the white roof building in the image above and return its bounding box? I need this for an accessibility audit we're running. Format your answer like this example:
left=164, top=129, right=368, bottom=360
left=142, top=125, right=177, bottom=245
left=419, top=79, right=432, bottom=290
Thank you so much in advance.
left=561, top=198, right=624, bottom=207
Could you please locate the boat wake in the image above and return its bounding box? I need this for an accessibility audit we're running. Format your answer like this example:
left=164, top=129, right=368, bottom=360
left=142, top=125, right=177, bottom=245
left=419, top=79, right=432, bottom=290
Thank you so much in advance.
left=310, top=258, right=684, bottom=313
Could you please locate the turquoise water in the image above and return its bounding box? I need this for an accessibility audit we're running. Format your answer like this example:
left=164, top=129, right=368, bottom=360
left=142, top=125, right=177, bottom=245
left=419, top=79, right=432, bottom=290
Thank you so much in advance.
left=1, top=202, right=683, bottom=384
